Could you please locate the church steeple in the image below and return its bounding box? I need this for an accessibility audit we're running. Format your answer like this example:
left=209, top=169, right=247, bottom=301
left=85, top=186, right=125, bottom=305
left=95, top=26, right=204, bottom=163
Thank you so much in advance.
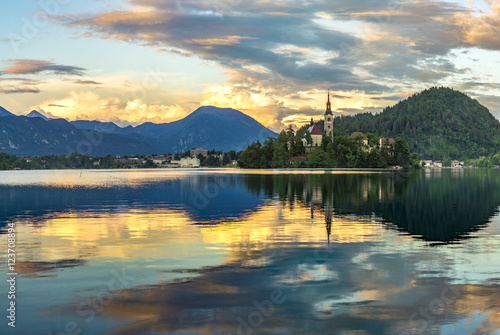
left=324, top=89, right=334, bottom=139
left=325, top=89, right=332, bottom=115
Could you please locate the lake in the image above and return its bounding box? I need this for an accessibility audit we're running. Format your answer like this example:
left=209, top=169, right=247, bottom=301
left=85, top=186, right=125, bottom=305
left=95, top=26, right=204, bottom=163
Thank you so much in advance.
left=1, top=168, right=500, bottom=335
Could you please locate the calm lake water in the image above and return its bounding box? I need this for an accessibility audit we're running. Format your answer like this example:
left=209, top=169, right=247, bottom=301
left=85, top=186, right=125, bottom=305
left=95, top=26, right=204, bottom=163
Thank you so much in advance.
left=1, top=168, right=500, bottom=335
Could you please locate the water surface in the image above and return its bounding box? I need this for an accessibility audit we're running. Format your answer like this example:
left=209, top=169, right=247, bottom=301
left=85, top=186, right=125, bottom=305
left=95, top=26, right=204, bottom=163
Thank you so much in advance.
left=1, top=168, right=500, bottom=335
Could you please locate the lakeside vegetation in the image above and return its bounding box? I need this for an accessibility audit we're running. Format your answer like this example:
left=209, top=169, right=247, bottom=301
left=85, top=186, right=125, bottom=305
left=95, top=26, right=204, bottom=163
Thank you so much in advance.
left=237, top=129, right=421, bottom=169
left=0, top=150, right=239, bottom=170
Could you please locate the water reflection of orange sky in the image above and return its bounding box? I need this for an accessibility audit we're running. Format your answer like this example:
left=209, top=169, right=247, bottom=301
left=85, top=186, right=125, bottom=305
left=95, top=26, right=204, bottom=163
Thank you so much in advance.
left=2, top=174, right=500, bottom=334
left=17, top=201, right=390, bottom=270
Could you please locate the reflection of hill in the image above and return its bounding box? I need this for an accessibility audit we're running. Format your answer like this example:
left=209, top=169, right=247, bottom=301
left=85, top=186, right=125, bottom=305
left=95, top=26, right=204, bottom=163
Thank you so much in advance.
left=3, top=170, right=499, bottom=243
left=243, top=170, right=500, bottom=243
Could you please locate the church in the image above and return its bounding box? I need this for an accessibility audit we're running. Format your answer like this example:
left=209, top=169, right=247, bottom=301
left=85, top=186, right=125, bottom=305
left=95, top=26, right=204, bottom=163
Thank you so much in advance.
left=302, top=91, right=334, bottom=151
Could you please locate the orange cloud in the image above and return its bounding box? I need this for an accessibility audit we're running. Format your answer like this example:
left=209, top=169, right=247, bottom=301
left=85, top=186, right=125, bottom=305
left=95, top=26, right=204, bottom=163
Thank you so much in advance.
left=453, top=2, right=500, bottom=49
left=33, top=91, right=189, bottom=125
left=189, top=36, right=256, bottom=46
left=2, top=59, right=85, bottom=76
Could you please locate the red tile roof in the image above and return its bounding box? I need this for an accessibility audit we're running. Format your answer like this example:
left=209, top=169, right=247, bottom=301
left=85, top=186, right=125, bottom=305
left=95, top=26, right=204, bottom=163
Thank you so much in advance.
left=379, top=137, right=395, bottom=145
left=308, top=124, right=323, bottom=135
left=349, top=132, right=368, bottom=140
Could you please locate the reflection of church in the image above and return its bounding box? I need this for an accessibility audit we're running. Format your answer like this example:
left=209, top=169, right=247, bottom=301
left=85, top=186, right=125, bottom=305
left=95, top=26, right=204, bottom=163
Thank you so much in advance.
left=302, top=91, right=335, bottom=151
left=308, top=177, right=334, bottom=243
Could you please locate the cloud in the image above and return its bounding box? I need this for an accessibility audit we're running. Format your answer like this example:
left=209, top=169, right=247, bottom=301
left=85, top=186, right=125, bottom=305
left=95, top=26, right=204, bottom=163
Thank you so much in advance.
left=0, top=87, right=40, bottom=94
left=60, top=0, right=385, bottom=95
left=51, top=0, right=500, bottom=129
left=1, top=59, right=86, bottom=76
left=33, top=91, right=189, bottom=125
left=72, top=79, right=102, bottom=85
left=453, top=2, right=500, bottom=50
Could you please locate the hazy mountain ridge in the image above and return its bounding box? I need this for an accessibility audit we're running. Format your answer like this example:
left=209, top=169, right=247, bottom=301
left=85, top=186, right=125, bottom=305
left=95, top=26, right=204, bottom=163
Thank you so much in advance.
left=0, top=115, right=160, bottom=156
left=0, top=106, right=277, bottom=156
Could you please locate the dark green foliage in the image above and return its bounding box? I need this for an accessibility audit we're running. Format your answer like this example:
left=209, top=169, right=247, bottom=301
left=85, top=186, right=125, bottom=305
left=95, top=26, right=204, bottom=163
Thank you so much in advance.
left=238, top=133, right=420, bottom=169
left=333, top=87, right=500, bottom=160
left=201, top=156, right=220, bottom=167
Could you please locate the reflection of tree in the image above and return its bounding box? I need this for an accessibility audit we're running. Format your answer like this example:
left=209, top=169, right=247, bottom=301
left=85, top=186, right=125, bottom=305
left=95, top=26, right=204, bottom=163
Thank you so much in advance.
left=242, top=170, right=500, bottom=243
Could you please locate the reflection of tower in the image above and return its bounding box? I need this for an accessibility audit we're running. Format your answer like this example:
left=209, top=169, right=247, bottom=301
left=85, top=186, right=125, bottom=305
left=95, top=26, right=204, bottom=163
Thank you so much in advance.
left=324, top=190, right=334, bottom=244
left=324, top=90, right=334, bottom=139
left=325, top=211, right=332, bottom=244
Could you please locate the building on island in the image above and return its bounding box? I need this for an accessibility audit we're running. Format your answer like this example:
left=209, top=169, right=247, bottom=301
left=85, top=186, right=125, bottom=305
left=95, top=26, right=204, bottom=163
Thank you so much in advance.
left=349, top=132, right=369, bottom=146
left=324, top=90, right=334, bottom=138
left=379, top=137, right=395, bottom=147
left=302, top=119, right=323, bottom=150
left=301, top=91, right=334, bottom=152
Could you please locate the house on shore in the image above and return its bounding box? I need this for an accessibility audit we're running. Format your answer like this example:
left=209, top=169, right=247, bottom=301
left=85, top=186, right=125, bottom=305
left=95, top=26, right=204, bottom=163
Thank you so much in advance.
left=349, top=132, right=369, bottom=146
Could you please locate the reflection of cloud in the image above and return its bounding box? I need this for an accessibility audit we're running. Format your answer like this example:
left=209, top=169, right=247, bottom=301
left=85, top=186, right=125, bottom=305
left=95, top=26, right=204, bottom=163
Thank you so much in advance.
left=17, top=259, right=85, bottom=278
left=5, top=171, right=500, bottom=335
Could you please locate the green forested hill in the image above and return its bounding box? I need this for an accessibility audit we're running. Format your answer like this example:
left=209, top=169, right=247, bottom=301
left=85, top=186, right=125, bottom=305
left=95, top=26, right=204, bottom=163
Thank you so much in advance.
left=332, top=87, right=500, bottom=160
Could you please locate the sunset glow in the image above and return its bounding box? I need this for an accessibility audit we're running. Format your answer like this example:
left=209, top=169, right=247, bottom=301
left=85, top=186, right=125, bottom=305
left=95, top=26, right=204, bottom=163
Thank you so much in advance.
left=1, top=0, right=500, bottom=130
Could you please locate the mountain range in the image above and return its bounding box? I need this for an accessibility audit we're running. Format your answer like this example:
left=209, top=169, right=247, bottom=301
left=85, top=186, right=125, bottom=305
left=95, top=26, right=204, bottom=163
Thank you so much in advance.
left=0, top=106, right=277, bottom=156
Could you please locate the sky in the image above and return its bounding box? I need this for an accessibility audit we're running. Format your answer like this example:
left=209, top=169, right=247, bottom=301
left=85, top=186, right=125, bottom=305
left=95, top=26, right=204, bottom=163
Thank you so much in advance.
left=1, top=0, right=500, bottom=131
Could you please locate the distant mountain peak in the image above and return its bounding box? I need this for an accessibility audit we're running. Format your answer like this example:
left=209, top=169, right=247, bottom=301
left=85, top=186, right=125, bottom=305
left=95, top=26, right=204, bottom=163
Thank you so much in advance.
left=0, top=106, right=14, bottom=117
left=26, top=110, right=50, bottom=120
left=26, top=110, right=51, bottom=120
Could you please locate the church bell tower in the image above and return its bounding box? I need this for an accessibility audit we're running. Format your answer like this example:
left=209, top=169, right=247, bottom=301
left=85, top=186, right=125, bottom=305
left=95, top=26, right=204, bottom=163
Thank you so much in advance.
left=324, top=90, right=334, bottom=138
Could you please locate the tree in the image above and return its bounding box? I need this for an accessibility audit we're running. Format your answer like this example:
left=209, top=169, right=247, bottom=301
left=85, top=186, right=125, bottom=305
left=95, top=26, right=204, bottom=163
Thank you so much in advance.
left=394, top=137, right=411, bottom=167
left=368, top=149, right=387, bottom=168
left=237, top=141, right=262, bottom=168
left=273, top=131, right=290, bottom=168
left=307, top=148, right=327, bottom=168
left=442, top=155, right=451, bottom=167
left=143, top=158, right=155, bottom=168
left=261, top=137, right=275, bottom=168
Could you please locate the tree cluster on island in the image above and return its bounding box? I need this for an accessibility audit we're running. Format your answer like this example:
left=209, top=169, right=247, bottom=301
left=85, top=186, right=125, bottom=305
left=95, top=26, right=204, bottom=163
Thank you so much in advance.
left=237, top=126, right=421, bottom=169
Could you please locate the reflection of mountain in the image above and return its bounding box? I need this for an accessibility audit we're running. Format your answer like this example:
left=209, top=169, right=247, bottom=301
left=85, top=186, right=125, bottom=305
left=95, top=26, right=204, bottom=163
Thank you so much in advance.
left=0, top=174, right=266, bottom=227
left=242, top=170, right=500, bottom=243
left=2, top=170, right=499, bottom=243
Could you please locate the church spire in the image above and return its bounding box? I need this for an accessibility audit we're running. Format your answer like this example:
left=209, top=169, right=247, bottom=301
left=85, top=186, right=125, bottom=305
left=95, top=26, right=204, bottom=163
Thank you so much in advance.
left=325, top=89, right=332, bottom=115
